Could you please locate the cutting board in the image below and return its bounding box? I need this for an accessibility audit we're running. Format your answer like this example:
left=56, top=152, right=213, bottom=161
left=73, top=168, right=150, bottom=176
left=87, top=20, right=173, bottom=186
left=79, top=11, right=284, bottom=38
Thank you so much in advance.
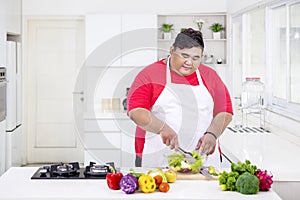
left=176, top=172, right=219, bottom=180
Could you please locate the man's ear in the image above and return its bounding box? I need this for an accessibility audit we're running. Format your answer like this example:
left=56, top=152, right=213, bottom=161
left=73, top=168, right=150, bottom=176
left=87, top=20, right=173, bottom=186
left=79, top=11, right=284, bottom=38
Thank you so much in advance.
left=170, top=46, right=174, bottom=55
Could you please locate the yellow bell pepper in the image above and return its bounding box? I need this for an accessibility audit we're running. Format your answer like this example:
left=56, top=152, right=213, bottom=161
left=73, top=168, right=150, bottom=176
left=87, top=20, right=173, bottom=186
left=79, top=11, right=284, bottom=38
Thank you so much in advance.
left=138, top=175, right=156, bottom=193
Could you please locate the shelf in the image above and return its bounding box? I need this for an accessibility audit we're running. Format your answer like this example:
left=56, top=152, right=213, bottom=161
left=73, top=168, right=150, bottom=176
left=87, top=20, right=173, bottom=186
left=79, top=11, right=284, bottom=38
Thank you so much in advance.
left=84, top=112, right=129, bottom=120
left=158, top=38, right=227, bottom=42
left=157, top=13, right=228, bottom=63
left=204, top=38, right=226, bottom=41
left=158, top=39, right=173, bottom=42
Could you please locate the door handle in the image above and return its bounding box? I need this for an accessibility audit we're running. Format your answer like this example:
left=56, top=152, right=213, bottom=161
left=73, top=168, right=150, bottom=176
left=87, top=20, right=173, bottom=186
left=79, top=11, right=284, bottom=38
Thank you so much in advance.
left=72, top=91, right=84, bottom=95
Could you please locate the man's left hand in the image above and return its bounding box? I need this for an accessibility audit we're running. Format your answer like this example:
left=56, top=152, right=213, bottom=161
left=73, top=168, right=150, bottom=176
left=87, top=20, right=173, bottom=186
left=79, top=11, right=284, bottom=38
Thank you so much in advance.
left=195, top=134, right=216, bottom=155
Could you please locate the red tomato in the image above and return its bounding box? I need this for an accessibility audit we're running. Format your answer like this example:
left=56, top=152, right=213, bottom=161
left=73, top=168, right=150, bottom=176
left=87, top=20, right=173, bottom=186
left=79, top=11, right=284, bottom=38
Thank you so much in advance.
left=154, top=175, right=163, bottom=187
left=159, top=182, right=170, bottom=192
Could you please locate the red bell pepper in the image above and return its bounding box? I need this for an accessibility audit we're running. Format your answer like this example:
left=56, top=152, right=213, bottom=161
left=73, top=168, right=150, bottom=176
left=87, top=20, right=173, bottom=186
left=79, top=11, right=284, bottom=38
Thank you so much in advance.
left=106, top=172, right=123, bottom=190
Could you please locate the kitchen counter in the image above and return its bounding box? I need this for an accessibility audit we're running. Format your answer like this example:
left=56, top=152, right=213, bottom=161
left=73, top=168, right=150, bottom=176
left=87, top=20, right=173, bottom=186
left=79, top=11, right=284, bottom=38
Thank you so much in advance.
left=220, top=127, right=300, bottom=181
left=0, top=167, right=281, bottom=200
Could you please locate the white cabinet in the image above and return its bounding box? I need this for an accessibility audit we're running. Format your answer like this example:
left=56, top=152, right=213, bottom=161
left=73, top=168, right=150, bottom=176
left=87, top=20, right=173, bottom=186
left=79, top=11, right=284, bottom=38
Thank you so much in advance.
left=6, top=0, right=22, bottom=34
left=83, top=66, right=141, bottom=167
left=0, top=1, right=5, bottom=66
left=84, top=13, right=157, bottom=165
left=83, top=115, right=136, bottom=167
left=85, top=14, right=122, bottom=66
left=0, top=0, right=22, bottom=35
left=0, top=120, right=6, bottom=175
left=121, top=14, right=157, bottom=66
left=157, top=14, right=228, bottom=65
left=85, top=14, right=157, bottom=67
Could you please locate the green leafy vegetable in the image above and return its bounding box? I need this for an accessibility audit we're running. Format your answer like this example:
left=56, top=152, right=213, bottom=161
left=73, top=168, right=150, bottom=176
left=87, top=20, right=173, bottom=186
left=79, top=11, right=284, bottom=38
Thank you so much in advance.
left=190, top=159, right=203, bottom=172
left=167, top=153, right=184, bottom=168
left=128, top=168, right=144, bottom=179
left=167, top=151, right=203, bottom=173
left=219, top=171, right=239, bottom=191
left=231, top=160, right=257, bottom=175
left=219, top=160, right=260, bottom=195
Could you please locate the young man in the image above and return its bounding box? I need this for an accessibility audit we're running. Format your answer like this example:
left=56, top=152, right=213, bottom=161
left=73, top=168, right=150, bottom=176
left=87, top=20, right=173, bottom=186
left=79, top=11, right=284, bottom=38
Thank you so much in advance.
left=127, top=28, right=233, bottom=167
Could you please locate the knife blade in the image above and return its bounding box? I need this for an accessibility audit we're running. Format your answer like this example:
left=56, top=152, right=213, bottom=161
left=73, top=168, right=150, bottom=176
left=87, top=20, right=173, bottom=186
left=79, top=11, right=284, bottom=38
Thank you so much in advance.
left=199, top=166, right=212, bottom=178
left=177, top=147, right=196, bottom=163
left=178, top=147, right=193, bottom=157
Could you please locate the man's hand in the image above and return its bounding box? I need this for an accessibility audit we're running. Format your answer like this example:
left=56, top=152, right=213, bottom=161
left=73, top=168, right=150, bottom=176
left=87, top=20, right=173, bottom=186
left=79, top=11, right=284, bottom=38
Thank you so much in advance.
left=159, top=124, right=178, bottom=150
left=195, top=134, right=216, bottom=155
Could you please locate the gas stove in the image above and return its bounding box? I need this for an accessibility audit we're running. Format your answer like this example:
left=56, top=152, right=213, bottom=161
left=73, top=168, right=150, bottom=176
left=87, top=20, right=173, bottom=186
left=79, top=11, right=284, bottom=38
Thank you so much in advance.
left=31, top=162, right=115, bottom=179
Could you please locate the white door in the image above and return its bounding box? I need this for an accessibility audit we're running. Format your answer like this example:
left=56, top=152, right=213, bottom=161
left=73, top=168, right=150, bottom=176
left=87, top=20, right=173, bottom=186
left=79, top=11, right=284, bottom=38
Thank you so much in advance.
left=26, top=19, right=85, bottom=163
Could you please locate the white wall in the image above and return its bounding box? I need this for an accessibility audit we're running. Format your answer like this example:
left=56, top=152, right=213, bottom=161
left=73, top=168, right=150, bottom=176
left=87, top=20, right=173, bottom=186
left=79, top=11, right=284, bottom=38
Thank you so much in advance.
left=22, top=0, right=227, bottom=15
left=227, top=0, right=275, bottom=14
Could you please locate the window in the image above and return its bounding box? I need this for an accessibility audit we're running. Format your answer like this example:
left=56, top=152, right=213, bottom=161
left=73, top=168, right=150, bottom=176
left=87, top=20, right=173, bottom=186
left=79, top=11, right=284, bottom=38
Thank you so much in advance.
left=290, top=3, right=300, bottom=104
left=270, top=1, right=300, bottom=115
left=231, top=8, right=265, bottom=107
left=271, top=5, right=287, bottom=102
left=246, top=8, right=266, bottom=82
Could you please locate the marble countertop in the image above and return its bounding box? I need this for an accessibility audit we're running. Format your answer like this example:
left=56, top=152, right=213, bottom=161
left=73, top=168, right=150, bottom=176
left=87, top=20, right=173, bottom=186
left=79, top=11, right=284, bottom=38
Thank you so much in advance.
left=0, top=167, right=281, bottom=200
left=220, top=126, right=300, bottom=181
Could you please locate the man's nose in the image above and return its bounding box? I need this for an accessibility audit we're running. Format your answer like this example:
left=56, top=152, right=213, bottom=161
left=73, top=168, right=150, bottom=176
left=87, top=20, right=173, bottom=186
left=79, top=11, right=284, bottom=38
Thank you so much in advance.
left=184, top=58, right=192, bottom=64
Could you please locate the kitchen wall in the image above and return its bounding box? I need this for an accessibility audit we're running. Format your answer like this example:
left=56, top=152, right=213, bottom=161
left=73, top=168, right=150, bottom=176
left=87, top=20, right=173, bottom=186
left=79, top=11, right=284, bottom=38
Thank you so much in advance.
left=22, top=0, right=227, bottom=15
left=226, top=0, right=276, bottom=14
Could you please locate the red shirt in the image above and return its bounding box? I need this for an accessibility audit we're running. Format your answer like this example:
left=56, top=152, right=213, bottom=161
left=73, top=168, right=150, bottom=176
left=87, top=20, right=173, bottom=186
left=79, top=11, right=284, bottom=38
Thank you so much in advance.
left=127, top=59, right=233, bottom=157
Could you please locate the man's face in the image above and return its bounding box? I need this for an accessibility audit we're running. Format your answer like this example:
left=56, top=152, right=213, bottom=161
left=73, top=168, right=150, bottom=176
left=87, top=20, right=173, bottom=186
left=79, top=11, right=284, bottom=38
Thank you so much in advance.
left=169, top=46, right=203, bottom=76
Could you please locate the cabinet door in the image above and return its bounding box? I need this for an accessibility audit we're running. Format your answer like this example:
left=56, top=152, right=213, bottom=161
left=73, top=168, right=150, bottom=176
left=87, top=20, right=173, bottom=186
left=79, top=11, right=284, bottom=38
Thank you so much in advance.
left=121, top=14, right=157, bottom=66
left=0, top=0, right=5, bottom=66
left=120, top=119, right=136, bottom=167
left=5, top=0, right=21, bottom=34
left=85, top=14, right=122, bottom=66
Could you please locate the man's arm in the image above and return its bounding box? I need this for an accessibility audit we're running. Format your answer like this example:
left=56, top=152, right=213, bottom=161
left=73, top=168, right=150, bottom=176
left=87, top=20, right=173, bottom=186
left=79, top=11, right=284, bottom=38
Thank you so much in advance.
left=206, top=112, right=233, bottom=138
left=196, top=112, right=232, bottom=154
left=128, top=108, right=178, bottom=149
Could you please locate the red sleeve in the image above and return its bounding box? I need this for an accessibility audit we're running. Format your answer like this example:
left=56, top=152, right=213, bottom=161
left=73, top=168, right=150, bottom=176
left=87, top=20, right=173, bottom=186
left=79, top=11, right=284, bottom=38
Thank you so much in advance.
left=127, top=60, right=166, bottom=112
left=127, top=60, right=166, bottom=157
left=200, top=65, right=233, bottom=116
left=134, top=126, right=146, bottom=157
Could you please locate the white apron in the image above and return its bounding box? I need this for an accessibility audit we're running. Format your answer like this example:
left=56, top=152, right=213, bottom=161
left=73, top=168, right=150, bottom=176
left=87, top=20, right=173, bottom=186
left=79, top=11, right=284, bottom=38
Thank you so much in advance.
left=142, top=57, right=220, bottom=167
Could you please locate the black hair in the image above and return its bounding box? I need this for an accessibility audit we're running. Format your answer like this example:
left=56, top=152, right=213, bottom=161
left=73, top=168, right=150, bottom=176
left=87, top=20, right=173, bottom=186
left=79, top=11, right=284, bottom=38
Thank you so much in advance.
left=173, top=28, right=204, bottom=51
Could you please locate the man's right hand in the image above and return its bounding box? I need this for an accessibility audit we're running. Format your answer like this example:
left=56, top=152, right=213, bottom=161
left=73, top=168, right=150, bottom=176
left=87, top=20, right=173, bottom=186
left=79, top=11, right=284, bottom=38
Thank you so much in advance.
left=159, top=124, right=178, bottom=150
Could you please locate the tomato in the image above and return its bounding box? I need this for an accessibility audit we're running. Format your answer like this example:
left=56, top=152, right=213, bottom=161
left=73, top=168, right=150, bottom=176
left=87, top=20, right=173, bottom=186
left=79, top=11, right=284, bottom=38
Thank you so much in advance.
left=154, top=175, right=163, bottom=187
left=159, top=182, right=170, bottom=192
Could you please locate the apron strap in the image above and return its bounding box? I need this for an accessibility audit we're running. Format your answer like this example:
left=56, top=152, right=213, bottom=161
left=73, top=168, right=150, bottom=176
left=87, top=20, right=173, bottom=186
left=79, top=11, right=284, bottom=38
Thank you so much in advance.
left=218, top=139, right=222, bottom=163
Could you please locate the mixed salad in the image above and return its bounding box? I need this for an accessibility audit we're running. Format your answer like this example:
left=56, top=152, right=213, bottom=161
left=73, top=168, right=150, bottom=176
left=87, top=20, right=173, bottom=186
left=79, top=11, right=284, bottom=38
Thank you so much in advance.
left=167, top=150, right=203, bottom=173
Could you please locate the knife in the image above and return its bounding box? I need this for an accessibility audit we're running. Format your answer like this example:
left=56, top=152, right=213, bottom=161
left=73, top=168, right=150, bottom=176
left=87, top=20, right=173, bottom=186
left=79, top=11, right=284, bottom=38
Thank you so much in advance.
left=177, top=147, right=196, bottom=163
left=199, top=166, right=212, bottom=178
left=178, top=147, right=193, bottom=157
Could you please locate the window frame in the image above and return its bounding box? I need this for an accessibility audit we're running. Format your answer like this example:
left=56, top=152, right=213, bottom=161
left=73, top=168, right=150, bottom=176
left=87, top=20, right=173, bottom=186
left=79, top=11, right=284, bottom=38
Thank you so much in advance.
left=267, top=0, right=300, bottom=120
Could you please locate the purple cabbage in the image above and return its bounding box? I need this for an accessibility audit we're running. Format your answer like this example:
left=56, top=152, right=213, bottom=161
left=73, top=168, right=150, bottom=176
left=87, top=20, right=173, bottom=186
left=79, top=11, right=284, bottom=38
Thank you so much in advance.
left=119, top=174, right=138, bottom=194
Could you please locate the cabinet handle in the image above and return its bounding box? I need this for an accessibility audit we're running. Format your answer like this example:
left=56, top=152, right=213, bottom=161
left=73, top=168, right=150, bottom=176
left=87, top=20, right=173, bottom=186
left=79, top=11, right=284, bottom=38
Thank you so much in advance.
left=72, top=91, right=84, bottom=95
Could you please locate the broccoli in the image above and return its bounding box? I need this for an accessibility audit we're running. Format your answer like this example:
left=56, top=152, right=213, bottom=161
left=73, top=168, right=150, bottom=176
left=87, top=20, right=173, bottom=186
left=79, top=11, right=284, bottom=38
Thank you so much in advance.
left=236, top=172, right=259, bottom=194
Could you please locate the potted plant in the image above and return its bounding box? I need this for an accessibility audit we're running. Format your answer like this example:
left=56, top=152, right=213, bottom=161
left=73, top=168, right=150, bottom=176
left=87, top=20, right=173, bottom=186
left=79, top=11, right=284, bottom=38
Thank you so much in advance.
left=195, top=19, right=205, bottom=31
left=209, top=23, right=224, bottom=39
left=161, top=23, right=173, bottom=39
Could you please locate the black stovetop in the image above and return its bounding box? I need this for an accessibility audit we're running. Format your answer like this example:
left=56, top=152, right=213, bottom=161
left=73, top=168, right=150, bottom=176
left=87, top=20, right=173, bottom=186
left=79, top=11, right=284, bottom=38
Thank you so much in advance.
left=31, top=162, right=115, bottom=179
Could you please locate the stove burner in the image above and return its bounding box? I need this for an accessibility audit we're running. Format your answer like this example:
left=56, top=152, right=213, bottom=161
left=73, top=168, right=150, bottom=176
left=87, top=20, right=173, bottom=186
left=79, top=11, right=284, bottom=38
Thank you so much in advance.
left=31, top=161, right=116, bottom=179
left=51, top=162, right=80, bottom=177
left=84, top=162, right=114, bottom=178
